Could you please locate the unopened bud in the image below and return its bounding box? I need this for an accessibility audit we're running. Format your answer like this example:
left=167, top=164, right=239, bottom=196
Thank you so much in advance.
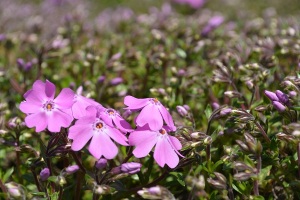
left=95, top=158, right=107, bottom=170
left=204, top=136, right=212, bottom=145
left=176, top=105, right=188, bottom=117
left=40, top=168, right=50, bottom=181
left=121, top=162, right=142, bottom=175
left=233, top=172, right=254, bottom=181
left=236, top=140, right=249, bottom=152
left=94, top=184, right=112, bottom=195
left=110, top=77, right=123, bottom=86
left=207, top=178, right=226, bottom=190
left=56, top=176, right=66, bottom=186
left=214, top=172, right=227, bottom=185
left=233, top=162, right=254, bottom=171
left=275, top=90, right=289, bottom=105
left=220, top=108, right=232, bottom=116
left=272, top=101, right=286, bottom=112
left=138, top=186, right=175, bottom=200
left=65, top=165, right=79, bottom=175
left=224, top=91, right=242, bottom=98
left=194, top=175, right=205, bottom=190
left=5, top=182, right=25, bottom=199
left=264, top=90, right=279, bottom=101
left=190, top=132, right=207, bottom=140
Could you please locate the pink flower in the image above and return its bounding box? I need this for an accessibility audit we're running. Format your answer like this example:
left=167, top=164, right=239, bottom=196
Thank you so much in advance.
left=99, top=108, right=133, bottom=134
left=124, top=96, right=176, bottom=131
left=68, top=106, right=128, bottom=159
left=72, top=86, right=104, bottom=119
left=19, top=80, right=74, bottom=132
left=129, top=125, right=182, bottom=168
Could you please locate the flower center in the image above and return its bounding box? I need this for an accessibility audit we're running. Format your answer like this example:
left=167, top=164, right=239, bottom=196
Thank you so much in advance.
left=107, top=109, right=115, bottom=115
left=159, top=129, right=166, bottom=135
left=96, top=122, right=103, bottom=129
left=44, top=101, right=54, bottom=111
left=151, top=98, right=160, bottom=105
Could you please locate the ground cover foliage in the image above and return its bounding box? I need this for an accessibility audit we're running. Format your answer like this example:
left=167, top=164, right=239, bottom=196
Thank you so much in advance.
left=0, top=0, right=300, bottom=199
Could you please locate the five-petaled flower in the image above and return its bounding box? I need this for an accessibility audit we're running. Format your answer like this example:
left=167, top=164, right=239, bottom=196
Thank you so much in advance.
left=20, top=80, right=74, bottom=132
left=124, top=96, right=176, bottom=131
left=129, top=125, right=182, bottom=168
left=68, top=106, right=128, bottom=159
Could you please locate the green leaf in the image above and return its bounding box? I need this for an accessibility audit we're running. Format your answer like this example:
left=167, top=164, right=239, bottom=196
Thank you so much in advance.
left=47, top=176, right=57, bottom=183
left=3, top=167, right=14, bottom=183
left=170, top=172, right=185, bottom=187
left=252, top=195, right=265, bottom=200
left=232, top=183, right=243, bottom=194
left=32, top=192, right=46, bottom=196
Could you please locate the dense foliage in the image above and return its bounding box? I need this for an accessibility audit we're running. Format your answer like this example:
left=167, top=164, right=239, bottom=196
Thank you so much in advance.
left=0, top=0, right=300, bottom=199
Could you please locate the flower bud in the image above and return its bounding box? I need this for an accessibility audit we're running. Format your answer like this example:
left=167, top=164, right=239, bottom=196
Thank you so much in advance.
left=190, top=132, right=207, bottom=139
left=95, top=158, right=107, bottom=170
left=220, top=108, right=232, bottom=116
left=207, top=178, right=226, bottom=190
left=272, top=101, right=286, bottom=112
left=264, top=90, right=279, bottom=101
left=224, top=91, right=242, bottom=98
left=289, top=91, right=297, bottom=98
left=214, top=172, right=227, bottom=185
left=94, top=184, right=112, bottom=195
left=233, top=172, right=254, bottom=181
left=204, top=136, right=212, bottom=145
left=110, top=77, right=123, bottom=86
left=65, top=165, right=79, bottom=175
left=138, top=186, right=175, bottom=200
left=97, top=75, right=106, bottom=84
left=275, top=90, right=289, bottom=105
left=212, top=102, right=220, bottom=110
left=56, top=176, right=67, bottom=186
left=176, top=105, right=188, bottom=117
left=233, top=162, right=254, bottom=171
left=40, top=168, right=50, bottom=181
left=121, top=162, right=142, bottom=175
left=5, top=182, right=25, bottom=199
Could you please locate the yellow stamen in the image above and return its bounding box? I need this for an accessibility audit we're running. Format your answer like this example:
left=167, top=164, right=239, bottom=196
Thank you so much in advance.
left=46, top=104, right=52, bottom=110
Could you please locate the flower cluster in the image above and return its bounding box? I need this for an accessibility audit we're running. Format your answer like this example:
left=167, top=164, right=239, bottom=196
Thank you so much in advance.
left=264, top=90, right=291, bottom=112
left=20, top=80, right=182, bottom=168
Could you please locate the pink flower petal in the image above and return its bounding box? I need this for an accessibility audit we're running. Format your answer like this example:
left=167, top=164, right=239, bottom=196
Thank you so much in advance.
left=70, top=127, right=93, bottom=151
left=74, top=116, right=95, bottom=126
left=158, top=105, right=176, bottom=131
left=89, top=132, right=118, bottom=159
left=72, top=95, right=98, bottom=119
left=19, top=101, right=41, bottom=114
left=113, top=115, right=133, bottom=133
left=54, top=88, right=75, bottom=109
left=136, top=104, right=163, bottom=131
left=32, top=80, right=45, bottom=92
left=154, top=136, right=179, bottom=168
left=168, top=136, right=182, bottom=150
left=45, top=80, right=56, bottom=99
left=47, top=110, right=73, bottom=132
left=106, top=126, right=128, bottom=146
left=24, top=90, right=46, bottom=105
left=68, top=124, right=92, bottom=139
left=124, top=96, right=149, bottom=109
left=100, top=112, right=114, bottom=127
left=129, top=130, right=157, bottom=158
left=25, top=112, right=47, bottom=132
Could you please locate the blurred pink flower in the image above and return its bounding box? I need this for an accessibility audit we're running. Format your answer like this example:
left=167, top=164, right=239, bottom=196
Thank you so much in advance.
left=68, top=106, right=128, bottom=159
left=124, top=96, right=176, bottom=131
left=99, top=108, right=133, bottom=134
left=129, top=125, right=182, bottom=168
left=19, top=80, right=74, bottom=132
